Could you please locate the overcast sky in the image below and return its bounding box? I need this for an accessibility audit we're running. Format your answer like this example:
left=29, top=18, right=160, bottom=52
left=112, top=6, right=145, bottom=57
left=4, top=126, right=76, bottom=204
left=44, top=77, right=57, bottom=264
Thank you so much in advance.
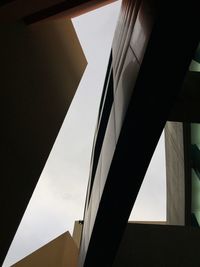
left=3, top=1, right=166, bottom=266
left=129, top=131, right=166, bottom=221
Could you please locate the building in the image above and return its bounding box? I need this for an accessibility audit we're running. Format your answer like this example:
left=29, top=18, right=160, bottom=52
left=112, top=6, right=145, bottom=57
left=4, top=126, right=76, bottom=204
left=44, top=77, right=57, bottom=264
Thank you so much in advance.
left=0, top=1, right=119, bottom=265
left=11, top=232, right=78, bottom=267
left=1, top=0, right=200, bottom=266
left=78, top=0, right=200, bottom=266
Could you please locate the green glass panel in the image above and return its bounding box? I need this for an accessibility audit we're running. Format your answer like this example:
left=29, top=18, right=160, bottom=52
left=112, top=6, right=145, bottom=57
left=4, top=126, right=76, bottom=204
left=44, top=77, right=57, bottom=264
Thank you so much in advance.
left=191, top=123, right=200, bottom=226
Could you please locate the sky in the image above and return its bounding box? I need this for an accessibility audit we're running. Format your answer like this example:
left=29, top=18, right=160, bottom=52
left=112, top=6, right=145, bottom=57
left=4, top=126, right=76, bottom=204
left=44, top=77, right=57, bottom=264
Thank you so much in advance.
left=3, top=1, right=166, bottom=266
left=129, top=132, right=166, bottom=221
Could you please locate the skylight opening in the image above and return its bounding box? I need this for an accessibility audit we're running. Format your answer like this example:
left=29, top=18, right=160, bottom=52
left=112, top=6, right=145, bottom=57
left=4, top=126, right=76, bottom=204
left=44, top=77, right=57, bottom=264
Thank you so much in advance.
left=129, top=130, right=167, bottom=223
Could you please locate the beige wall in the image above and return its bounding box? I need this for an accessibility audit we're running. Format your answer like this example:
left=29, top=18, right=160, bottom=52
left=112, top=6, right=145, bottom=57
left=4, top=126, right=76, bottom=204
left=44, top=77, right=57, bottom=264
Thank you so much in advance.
left=73, top=221, right=83, bottom=249
left=165, top=121, right=185, bottom=225
left=0, top=18, right=86, bottom=262
left=12, top=232, right=78, bottom=267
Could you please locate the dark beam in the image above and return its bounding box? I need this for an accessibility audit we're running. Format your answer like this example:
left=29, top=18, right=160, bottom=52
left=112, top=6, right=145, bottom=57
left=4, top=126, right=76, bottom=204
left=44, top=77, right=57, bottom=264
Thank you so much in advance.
left=82, top=2, right=199, bottom=266
left=168, top=72, right=200, bottom=123
left=0, top=0, right=15, bottom=7
left=24, top=0, right=116, bottom=24
left=0, top=0, right=116, bottom=23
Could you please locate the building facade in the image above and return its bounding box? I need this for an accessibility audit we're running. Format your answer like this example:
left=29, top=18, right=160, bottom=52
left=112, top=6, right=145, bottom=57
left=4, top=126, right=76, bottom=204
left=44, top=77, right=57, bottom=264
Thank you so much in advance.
left=1, top=0, right=200, bottom=266
left=11, top=232, right=78, bottom=267
left=78, top=0, right=200, bottom=266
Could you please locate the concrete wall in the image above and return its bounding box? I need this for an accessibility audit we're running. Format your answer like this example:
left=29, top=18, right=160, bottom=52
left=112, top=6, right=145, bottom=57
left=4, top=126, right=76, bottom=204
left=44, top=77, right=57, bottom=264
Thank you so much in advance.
left=12, top=232, right=78, bottom=267
left=165, top=121, right=185, bottom=225
left=73, top=221, right=83, bottom=249
left=113, top=223, right=200, bottom=267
